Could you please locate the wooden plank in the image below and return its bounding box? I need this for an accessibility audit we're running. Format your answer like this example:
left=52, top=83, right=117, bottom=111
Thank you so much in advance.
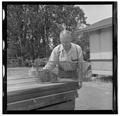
left=38, top=99, right=75, bottom=110
left=7, top=78, right=77, bottom=87
left=7, top=81, right=79, bottom=103
left=7, top=78, right=79, bottom=92
left=7, top=75, right=29, bottom=80
left=8, top=80, right=79, bottom=94
left=7, top=77, right=38, bottom=85
left=8, top=82, right=62, bottom=92
left=7, top=90, right=76, bottom=110
left=7, top=69, right=79, bottom=110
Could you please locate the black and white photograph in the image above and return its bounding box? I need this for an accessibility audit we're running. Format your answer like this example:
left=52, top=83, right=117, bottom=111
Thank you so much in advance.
left=2, top=1, right=117, bottom=114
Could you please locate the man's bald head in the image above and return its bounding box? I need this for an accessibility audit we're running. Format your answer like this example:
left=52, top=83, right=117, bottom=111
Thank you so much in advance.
left=59, top=30, right=72, bottom=51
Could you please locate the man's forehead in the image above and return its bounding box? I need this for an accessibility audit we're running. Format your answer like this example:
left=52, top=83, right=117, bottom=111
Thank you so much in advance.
left=60, top=36, right=70, bottom=41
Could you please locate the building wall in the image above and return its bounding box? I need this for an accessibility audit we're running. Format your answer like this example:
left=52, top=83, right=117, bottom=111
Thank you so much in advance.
left=89, top=27, right=112, bottom=75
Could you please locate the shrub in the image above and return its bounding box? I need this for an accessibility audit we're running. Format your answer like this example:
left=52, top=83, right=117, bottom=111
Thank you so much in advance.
left=34, top=58, right=48, bottom=67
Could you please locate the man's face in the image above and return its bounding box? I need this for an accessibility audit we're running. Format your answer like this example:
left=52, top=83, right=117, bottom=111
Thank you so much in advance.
left=60, top=36, right=71, bottom=49
left=60, top=30, right=72, bottom=49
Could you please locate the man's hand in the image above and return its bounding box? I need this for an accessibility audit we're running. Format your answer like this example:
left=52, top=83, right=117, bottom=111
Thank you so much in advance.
left=38, top=68, right=58, bottom=82
left=39, top=68, right=49, bottom=72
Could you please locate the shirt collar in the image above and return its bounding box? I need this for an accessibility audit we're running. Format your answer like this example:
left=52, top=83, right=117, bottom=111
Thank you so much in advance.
left=59, top=43, right=73, bottom=52
left=59, top=44, right=64, bottom=52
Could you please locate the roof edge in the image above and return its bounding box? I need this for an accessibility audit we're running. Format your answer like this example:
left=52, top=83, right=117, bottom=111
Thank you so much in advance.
left=78, top=23, right=112, bottom=33
left=76, top=17, right=112, bottom=33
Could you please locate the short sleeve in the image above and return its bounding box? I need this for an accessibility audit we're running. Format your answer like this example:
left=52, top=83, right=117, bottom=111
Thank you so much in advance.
left=76, top=45, right=84, bottom=81
left=44, top=46, right=59, bottom=70
left=77, top=45, right=83, bottom=62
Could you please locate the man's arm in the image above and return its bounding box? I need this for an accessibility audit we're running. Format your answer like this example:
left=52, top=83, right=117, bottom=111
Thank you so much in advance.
left=43, top=47, right=59, bottom=71
left=77, top=46, right=84, bottom=82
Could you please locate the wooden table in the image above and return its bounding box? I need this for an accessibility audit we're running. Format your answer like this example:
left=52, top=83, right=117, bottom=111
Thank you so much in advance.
left=7, top=73, right=80, bottom=110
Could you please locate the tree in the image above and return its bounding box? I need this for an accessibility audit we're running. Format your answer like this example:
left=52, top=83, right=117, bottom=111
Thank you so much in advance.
left=7, top=4, right=88, bottom=63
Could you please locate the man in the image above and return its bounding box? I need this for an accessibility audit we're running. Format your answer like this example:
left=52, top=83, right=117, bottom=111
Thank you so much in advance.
left=42, top=29, right=84, bottom=84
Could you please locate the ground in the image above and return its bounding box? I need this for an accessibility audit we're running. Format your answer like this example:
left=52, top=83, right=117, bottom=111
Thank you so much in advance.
left=75, top=81, right=112, bottom=110
left=7, top=67, right=113, bottom=110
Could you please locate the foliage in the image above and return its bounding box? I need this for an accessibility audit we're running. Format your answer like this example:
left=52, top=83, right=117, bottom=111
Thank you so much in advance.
left=7, top=4, right=89, bottom=66
left=34, top=57, right=48, bottom=67
left=76, top=32, right=90, bottom=61
left=72, top=31, right=90, bottom=61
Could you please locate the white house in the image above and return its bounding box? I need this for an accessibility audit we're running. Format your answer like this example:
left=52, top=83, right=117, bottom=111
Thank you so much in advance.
left=75, top=17, right=113, bottom=76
